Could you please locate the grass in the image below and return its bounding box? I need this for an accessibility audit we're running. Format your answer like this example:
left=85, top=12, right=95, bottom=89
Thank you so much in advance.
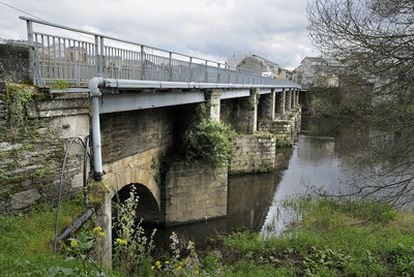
left=0, top=195, right=99, bottom=276
left=2, top=196, right=414, bottom=276
left=216, top=199, right=414, bottom=276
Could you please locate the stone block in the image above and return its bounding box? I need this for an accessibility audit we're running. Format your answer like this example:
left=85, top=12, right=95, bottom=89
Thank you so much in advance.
left=10, top=188, right=41, bottom=210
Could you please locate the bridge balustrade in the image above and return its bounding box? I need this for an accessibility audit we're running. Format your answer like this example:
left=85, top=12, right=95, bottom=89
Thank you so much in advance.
left=20, top=16, right=299, bottom=89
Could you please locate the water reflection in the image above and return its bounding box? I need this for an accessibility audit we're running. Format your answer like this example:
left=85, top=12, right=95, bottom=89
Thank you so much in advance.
left=262, top=119, right=414, bottom=238
left=153, top=119, right=413, bottom=245
left=153, top=160, right=291, bottom=248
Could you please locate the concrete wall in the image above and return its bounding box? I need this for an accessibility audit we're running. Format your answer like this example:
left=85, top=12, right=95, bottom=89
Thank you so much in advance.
left=163, top=160, right=227, bottom=226
left=229, top=135, right=276, bottom=175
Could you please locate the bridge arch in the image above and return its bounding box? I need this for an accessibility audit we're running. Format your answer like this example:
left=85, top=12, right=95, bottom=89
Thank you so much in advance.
left=113, top=183, right=160, bottom=223
left=103, top=149, right=162, bottom=209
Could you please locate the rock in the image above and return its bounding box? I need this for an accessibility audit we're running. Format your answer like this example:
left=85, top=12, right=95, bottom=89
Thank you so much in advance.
left=10, top=188, right=41, bottom=210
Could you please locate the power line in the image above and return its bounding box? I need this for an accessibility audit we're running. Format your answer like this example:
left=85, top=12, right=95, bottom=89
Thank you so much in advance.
left=0, top=1, right=45, bottom=21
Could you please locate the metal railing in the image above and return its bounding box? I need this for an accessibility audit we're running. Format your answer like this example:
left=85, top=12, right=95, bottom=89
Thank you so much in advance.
left=20, top=16, right=299, bottom=88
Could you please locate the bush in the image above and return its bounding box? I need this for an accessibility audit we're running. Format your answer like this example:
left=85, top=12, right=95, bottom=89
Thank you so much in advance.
left=182, top=119, right=234, bottom=168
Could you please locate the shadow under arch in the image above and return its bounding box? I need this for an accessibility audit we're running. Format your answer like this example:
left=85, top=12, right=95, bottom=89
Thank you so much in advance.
left=112, top=183, right=161, bottom=224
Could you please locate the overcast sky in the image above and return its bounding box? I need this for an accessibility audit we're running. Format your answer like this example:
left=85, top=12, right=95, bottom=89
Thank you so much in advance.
left=0, top=0, right=319, bottom=70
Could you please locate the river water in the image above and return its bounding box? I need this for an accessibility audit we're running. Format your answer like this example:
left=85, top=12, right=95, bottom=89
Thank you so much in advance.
left=154, top=118, right=413, bottom=247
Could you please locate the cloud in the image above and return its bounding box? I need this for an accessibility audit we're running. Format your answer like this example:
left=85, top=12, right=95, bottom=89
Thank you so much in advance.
left=0, top=0, right=319, bottom=69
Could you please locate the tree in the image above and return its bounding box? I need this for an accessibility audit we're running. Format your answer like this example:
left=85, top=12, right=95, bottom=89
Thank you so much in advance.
left=307, top=0, right=414, bottom=207
left=308, top=0, right=414, bottom=101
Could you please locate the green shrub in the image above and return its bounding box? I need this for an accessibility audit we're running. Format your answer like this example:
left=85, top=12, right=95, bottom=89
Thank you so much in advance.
left=183, top=119, right=234, bottom=168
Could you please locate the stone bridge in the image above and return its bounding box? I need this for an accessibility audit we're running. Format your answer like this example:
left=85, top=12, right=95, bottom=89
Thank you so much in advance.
left=0, top=17, right=304, bottom=266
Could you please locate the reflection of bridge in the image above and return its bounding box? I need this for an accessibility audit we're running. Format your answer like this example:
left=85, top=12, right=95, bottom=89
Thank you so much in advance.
left=17, top=17, right=303, bottom=267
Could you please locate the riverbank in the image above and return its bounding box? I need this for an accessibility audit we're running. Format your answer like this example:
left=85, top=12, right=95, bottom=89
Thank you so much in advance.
left=2, top=198, right=413, bottom=276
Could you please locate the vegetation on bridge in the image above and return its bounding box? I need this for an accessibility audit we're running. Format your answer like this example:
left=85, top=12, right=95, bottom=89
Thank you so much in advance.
left=182, top=104, right=235, bottom=168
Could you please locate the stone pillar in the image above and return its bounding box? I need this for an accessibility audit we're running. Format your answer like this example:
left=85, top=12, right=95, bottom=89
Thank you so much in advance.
left=206, top=90, right=221, bottom=122
left=296, top=89, right=300, bottom=106
left=257, top=89, right=276, bottom=121
left=292, top=89, right=298, bottom=109
left=248, top=88, right=259, bottom=133
left=96, top=192, right=113, bottom=269
left=278, top=90, right=286, bottom=115
left=285, top=89, right=291, bottom=112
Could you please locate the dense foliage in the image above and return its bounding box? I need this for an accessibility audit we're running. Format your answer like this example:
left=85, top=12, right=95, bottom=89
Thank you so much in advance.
left=182, top=119, right=234, bottom=168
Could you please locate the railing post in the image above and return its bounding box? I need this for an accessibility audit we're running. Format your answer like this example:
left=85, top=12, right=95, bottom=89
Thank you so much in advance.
left=216, top=63, right=220, bottom=83
left=205, top=60, right=208, bottom=82
left=169, top=52, right=173, bottom=81
left=95, top=35, right=103, bottom=76
left=189, top=57, right=193, bottom=82
left=140, top=45, right=145, bottom=80
left=100, top=36, right=105, bottom=76
left=26, top=19, right=36, bottom=85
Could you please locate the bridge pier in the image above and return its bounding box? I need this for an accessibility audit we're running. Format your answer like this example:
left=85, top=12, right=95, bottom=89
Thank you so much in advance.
left=285, top=89, right=292, bottom=113
left=258, top=89, right=276, bottom=121
left=206, top=90, right=221, bottom=122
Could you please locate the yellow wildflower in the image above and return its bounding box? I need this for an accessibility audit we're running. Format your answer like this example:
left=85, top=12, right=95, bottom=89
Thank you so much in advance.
left=151, top=266, right=155, bottom=270
left=116, top=238, right=127, bottom=245
left=155, top=260, right=162, bottom=269
left=165, top=260, right=170, bottom=265
left=92, top=226, right=103, bottom=236
left=70, top=240, right=78, bottom=248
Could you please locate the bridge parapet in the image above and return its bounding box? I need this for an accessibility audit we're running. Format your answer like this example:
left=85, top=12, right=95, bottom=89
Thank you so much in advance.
left=19, top=16, right=301, bottom=90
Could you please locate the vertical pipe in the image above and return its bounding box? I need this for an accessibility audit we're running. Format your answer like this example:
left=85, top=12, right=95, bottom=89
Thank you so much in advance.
left=91, top=95, right=103, bottom=181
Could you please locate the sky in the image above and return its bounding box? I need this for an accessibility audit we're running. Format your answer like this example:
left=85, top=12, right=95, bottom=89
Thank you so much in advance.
left=0, top=0, right=319, bottom=70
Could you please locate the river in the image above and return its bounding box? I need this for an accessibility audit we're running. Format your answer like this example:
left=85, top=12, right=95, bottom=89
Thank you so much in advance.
left=152, top=118, right=413, bottom=248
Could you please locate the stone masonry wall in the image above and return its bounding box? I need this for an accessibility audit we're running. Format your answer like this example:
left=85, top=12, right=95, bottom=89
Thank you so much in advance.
left=163, top=160, right=227, bottom=226
left=0, top=44, right=29, bottom=83
left=100, top=108, right=174, bottom=164
left=221, top=96, right=256, bottom=133
left=258, top=108, right=302, bottom=145
left=0, top=87, right=89, bottom=214
left=229, top=134, right=276, bottom=175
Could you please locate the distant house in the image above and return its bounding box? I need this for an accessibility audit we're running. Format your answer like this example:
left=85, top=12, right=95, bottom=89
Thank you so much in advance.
left=293, top=57, right=340, bottom=89
left=227, top=54, right=292, bottom=80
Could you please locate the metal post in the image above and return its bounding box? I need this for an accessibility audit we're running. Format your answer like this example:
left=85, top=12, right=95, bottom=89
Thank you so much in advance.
left=26, top=19, right=35, bottom=85
left=189, top=57, right=193, bottom=82
left=205, top=60, right=208, bottom=82
left=95, top=35, right=101, bottom=75
left=217, top=63, right=220, bottom=83
left=99, top=36, right=105, bottom=76
left=169, top=52, right=173, bottom=81
left=140, top=45, right=145, bottom=80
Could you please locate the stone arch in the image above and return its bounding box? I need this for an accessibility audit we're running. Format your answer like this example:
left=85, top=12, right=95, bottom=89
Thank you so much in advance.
left=113, top=183, right=160, bottom=223
left=103, top=149, right=162, bottom=209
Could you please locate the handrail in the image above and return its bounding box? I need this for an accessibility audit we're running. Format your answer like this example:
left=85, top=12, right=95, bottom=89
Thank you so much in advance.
left=19, top=16, right=227, bottom=66
left=19, top=16, right=301, bottom=89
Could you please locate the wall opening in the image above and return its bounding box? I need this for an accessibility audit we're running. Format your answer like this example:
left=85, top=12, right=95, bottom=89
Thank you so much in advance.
left=112, top=183, right=160, bottom=224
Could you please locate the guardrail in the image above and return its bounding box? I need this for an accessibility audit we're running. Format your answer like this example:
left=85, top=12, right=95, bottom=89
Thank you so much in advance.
left=20, top=16, right=299, bottom=88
